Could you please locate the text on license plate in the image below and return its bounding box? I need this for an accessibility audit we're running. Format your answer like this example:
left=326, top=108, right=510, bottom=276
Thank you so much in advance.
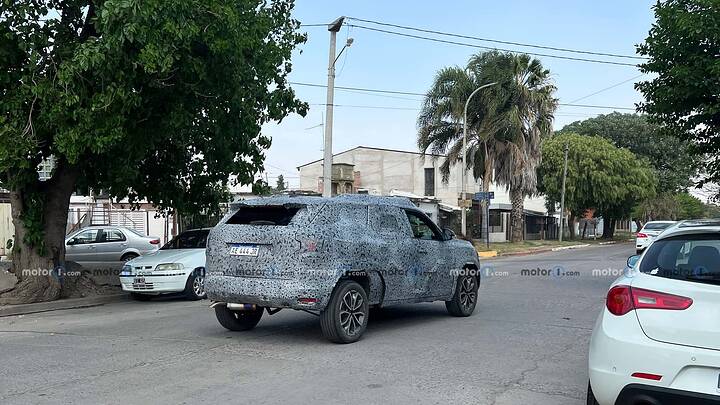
left=229, top=244, right=259, bottom=256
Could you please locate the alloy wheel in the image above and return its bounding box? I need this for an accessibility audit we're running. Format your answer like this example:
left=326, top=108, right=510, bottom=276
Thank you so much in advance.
left=458, top=277, right=477, bottom=310
left=193, top=274, right=205, bottom=297
left=339, top=289, right=365, bottom=336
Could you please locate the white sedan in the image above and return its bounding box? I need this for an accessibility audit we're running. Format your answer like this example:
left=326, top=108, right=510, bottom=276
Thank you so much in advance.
left=120, top=229, right=209, bottom=301
left=588, top=220, right=720, bottom=404
left=635, top=220, right=676, bottom=254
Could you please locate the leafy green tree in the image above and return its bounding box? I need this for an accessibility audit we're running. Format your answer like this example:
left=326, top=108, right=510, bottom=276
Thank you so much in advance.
left=636, top=0, right=720, bottom=192
left=559, top=113, right=696, bottom=192
left=538, top=133, right=657, bottom=239
left=675, top=193, right=707, bottom=220
left=418, top=51, right=557, bottom=242
left=632, top=194, right=680, bottom=223
left=0, top=1, right=306, bottom=303
left=275, top=174, right=286, bottom=191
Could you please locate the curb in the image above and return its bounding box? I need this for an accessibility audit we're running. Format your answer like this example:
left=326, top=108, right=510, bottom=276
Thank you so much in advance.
left=0, top=293, right=129, bottom=318
left=550, top=244, right=590, bottom=251
left=477, top=250, right=498, bottom=258
left=482, top=243, right=594, bottom=258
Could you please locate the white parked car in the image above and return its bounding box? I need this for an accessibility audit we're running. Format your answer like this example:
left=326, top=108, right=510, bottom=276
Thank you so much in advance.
left=120, top=229, right=209, bottom=301
left=588, top=219, right=720, bottom=404
left=635, top=220, right=676, bottom=254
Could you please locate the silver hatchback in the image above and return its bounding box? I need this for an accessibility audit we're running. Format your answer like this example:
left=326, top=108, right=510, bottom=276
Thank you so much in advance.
left=65, top=226, right=160, bottom=262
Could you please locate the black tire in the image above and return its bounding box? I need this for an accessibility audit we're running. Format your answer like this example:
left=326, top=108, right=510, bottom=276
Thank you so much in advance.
left=121, top=253, right=139, bottom=262
left=214, top=305, right=263, bottom=331
left=320, top=280, right=369, bottom=344
left=445, top=275, right=478, bottom=317
left=130, top=292, right=152, bottom=301
left=183, top=269, right=206, bottom=300
left=586, top=381, right=599, bottom=405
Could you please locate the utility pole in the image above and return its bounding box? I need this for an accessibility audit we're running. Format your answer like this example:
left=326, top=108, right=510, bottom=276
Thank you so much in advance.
left=559, top=142, right=569, bottom=242
left=461, top=82, right=497, bottom=238
left=322, top=17, right=345, bottom=198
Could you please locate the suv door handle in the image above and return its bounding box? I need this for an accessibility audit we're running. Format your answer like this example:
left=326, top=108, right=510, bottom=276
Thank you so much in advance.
left=418, top=248, right=428, bottom=254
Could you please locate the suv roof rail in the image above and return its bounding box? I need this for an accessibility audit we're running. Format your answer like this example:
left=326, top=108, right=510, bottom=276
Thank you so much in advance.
left=677, top=219, right=720, bottom=228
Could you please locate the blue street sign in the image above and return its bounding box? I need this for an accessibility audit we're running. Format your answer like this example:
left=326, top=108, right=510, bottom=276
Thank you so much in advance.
left=474, top=191, right=495, bottom=200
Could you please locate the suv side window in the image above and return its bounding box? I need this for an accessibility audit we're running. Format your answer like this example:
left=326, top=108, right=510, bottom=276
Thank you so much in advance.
left=404, top=210, right=443, bottom=241
left=369, top=206, right=404, bottom=235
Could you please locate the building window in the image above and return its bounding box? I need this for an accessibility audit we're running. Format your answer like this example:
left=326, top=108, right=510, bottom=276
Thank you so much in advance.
left=489, top=211, right=503, bottom=233
left=424, top=168, right=435, bottom=196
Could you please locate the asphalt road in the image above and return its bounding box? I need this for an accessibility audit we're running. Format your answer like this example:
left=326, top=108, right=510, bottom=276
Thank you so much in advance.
left=0, top=243, right=632, bottom=405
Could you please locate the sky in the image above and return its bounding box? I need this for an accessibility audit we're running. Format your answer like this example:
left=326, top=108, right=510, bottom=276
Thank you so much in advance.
left=260, top=0, right=657, bottom=189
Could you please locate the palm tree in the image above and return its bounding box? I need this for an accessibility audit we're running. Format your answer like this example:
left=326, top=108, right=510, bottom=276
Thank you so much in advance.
left=416, top=64, right=498, bottom=240
left=418, top=51, right=557, bottom=242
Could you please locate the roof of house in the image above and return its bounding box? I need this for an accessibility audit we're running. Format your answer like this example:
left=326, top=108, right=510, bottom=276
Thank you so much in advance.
left=296, top=146, right=446, bottom=170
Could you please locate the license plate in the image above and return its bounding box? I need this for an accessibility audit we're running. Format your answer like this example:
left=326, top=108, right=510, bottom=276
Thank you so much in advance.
left=133, top=277, right=146, bottom=285
left=229, top=244, right=259, bottom=256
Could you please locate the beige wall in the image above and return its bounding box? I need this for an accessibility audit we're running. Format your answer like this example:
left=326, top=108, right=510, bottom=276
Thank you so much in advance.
left=0, top=203, right=14, bottom=257
left=298, top=147, right=548, bottom=213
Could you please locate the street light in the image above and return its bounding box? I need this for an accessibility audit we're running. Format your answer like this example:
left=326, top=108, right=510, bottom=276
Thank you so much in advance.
left=461, top=82, right=497, bottom=238
left=322, top=17, right=353, bottom=198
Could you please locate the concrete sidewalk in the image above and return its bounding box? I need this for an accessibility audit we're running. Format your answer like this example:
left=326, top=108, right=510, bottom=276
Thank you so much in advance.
left=0, top=293, right=128, bottom=318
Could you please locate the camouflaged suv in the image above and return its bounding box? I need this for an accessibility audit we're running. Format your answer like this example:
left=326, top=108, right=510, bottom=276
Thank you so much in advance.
left=205, top=194, right=481, bottom=343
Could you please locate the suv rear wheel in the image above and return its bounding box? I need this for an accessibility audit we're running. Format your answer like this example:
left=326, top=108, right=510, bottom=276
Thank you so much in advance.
left=214, top=305, right=263, bottom=331
left=446, top=275, right=478, bottom=316
left=320, top=280, right=368, bottom=343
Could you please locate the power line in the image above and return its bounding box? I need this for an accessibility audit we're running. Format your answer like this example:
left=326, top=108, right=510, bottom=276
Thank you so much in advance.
left=348, top=24, right=639, bottom=67
left=347, top=17, right=647, bottom=61
left=310, top=103, right=419, bottom=111
left=290, top=81, right=637, bottom=110
left=290, top=81, right=426, bottom=96
left=569, top=74, right=645, bottom=103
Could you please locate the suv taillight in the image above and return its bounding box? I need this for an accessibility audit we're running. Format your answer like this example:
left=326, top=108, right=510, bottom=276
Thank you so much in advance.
left=606, top=285, right=693, bottom=316
left=149, top=239, right=160, bottom=245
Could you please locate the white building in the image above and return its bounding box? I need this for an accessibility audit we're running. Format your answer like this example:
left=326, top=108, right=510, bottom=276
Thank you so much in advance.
left=297, top=146, right=556, bottom=241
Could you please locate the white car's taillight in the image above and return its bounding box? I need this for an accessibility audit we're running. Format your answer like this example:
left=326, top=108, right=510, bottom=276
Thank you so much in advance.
left=606, top=285, right=693, bottom=316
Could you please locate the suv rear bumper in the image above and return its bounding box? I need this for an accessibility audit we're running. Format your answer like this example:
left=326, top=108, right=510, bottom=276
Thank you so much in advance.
left=616, top=384, right=720, bottom=405
left=205, top=274, right=332, bottom=310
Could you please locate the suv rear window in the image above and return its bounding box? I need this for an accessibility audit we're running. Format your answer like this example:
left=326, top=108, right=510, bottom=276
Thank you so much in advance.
left=639, top=234, right=720, bottom=285
left=226, top=205, right=301, bottom=226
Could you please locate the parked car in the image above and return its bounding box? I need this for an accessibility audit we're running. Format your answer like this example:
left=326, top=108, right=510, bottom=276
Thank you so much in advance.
left=119, top=228, right=209, bottom=301
left=65, top=226, right=160, bottom=262
left=587, top=219, right=720, bottom=404
left=205, top=194, right=481, bottom=343
left=635, top=220, right=676, bottom=253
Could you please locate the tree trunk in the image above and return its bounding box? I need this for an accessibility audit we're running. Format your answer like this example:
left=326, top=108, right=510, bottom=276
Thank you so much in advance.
left=567, top=216, right=576, bottom=240
left=509, top=186, right=524, bottom=243
left=0, top=164, right=78, bottom=304
left=602, top=218, right=616, bottom=239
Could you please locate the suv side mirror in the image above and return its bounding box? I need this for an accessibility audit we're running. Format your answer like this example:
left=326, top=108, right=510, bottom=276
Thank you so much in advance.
left=627, top=254, right=640, bottom=268
left=442, top=227, right=455, bottom=240
left=67, top=238, right=78, bottom=246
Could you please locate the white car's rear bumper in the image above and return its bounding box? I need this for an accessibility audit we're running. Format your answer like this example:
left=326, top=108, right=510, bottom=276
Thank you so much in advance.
left=589, top=309, right=720, bottom=405
left=635, top=237, right=651, bottom=251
